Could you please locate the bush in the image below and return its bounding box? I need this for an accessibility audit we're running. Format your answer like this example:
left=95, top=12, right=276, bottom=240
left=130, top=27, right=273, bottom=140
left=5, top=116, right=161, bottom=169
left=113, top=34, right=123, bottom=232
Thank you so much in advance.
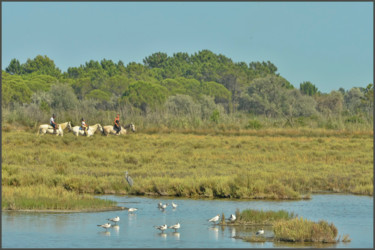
left=245, top=119, right=262, bottom=129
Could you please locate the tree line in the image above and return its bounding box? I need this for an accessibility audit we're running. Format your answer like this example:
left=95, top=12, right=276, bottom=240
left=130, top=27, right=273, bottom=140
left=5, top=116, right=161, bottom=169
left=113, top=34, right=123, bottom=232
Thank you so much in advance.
left=2, top=51, right=373, bottom=129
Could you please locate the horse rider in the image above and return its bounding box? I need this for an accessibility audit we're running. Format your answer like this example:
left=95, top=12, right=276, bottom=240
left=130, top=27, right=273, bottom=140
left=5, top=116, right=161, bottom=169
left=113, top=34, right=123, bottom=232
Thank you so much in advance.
left=81, top=118, right=89, bottom=136
left=50, top=114, right=58, bottom=133
left=114, top=114, right=121, bottom=135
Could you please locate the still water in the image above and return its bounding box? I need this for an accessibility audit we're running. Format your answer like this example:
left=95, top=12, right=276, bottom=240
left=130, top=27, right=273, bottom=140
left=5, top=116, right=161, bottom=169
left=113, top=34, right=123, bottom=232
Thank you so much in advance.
left=2, top=194, right=373, bottom=248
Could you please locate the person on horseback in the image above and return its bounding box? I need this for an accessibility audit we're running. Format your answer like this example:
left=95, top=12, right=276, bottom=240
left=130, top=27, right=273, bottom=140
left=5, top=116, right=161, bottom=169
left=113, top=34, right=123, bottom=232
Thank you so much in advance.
left=114, top=114, right=121, bottom=135
left=50, top=114, right=57, bottom=133
left=81, top=118, right=89, bottom=136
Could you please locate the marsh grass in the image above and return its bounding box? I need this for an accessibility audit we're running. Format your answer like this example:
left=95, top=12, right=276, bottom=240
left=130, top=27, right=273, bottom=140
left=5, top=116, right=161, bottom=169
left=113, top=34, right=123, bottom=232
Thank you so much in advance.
left=2, top=128, right=373, bottom=210
left=236, top=209, right=296, bottom=225
left=2, top=185, right=116, bottom=210
left=273, top=217, right=338, bottom=243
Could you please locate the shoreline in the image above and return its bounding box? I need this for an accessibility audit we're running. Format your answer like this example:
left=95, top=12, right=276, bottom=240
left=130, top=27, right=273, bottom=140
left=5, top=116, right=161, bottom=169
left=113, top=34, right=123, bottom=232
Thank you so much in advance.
left=2, top=206, right=128, bottom=213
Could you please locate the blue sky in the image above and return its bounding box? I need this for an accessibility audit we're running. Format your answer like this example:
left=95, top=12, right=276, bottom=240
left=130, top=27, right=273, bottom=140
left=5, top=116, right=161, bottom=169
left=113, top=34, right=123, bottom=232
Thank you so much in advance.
left=2, top=2, right=373, bottom=93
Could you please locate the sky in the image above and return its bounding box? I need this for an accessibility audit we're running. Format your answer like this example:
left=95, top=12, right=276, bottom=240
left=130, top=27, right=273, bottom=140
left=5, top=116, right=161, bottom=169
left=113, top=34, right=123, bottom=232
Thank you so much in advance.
left=2, top=2, right=373, bottom=93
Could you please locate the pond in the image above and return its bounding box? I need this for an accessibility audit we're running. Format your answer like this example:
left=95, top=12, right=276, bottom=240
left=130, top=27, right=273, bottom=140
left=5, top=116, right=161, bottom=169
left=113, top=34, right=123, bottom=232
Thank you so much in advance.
left=2, top=194, right=373, bottom=248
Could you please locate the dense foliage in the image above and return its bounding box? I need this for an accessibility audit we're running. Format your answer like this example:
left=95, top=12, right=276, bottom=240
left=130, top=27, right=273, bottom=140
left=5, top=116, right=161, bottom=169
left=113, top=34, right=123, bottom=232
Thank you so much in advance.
left=2, top=51, right=373, bottom=129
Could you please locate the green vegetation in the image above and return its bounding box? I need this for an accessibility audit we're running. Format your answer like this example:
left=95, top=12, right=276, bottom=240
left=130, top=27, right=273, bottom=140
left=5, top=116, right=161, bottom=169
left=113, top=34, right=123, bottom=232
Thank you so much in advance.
left=228, top=208, right=350, bottom=244
left=2, top=185, right=116, bottom=211
left=2, top=51, right=373, bottom=131
left=2, top=128, right=372, bottom=210
left=273, top=217, right=338, bottom=243
left=229, top=209, right=296, bottom=225
left=1, top=51, right=373, bottom=210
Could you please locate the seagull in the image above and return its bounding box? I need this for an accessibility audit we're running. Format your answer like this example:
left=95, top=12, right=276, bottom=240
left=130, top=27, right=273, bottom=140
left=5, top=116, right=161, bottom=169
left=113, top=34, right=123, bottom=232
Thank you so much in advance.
left=107, top=216, right=120, bottom=225
left=155, top=224, right=168, bottom=233
left=97, top=223, right=111, bottom=231
left=128, top=208, right=137, bottom=213
left=169, top=223, right=180, bottom=232
left=227, top=214, right=236, bottom=222
left=256, top=228, right=264, bottom=235
left=171, top=202, right=178, bottom=209
left=208, top=214, right=220, bottom=224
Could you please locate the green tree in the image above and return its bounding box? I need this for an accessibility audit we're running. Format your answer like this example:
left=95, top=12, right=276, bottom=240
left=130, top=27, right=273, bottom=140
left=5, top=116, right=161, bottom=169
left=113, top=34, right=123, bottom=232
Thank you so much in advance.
left=2, top=71, right=32, bottom=106
left=143, top=52, right=168, bottom=69
left=22, top=55, right=61, bottom=77
left=300, top=81, right=318, bottom=96
left=121, top=81, right=168, bottom=112
left=49, top=83, right=78, bottom=110
left=5, top=59, right=23, bottom=75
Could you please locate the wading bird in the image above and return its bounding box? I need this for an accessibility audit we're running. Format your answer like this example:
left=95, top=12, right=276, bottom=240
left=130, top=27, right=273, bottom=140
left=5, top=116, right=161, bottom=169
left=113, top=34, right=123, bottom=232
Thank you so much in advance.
left=154, top=224, right=168, bottom=233
left=125, top=171, right=133, bottom=187
left=97, top=223, right=111, bottom=231
left=107, top=216, right=120, bottom=225
left=171, top=202, right=178, bottom=209
left=227, top=214, right=236, bottom=222
left=208, top=214, right=220, bottom=224
left=169, top=223, right=180, bottom=232
left=128, top=208, right=137, bottom=214
left=256, top=228, right=264, bottom=236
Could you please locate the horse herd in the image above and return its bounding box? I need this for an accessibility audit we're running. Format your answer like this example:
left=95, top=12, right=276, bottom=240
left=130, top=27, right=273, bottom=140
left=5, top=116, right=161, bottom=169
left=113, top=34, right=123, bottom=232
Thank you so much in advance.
left=37, top=121, right=136, bottom=137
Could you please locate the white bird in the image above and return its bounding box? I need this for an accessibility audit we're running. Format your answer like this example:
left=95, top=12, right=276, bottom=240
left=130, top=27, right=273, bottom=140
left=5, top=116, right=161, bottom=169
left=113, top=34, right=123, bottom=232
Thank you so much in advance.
left=208, top=214, right=220, bottom=224
left=171, top=202, right=178, bottom=209
left=256, top=228, right=264, bottom=235
left=155, top=224, right=168, bottom=233
left=161, top=203, right=168, bottom=210
left=227, top=214, right=236, bottom=222
left=97, top=223, right=111, bottom=231
left=168, top=222, right=180, bottom=232
left=157, top=202, right=162, bottom=208
left=107, top=216, right=120, bottom=225
left=128, top=208, right=137, bottom=213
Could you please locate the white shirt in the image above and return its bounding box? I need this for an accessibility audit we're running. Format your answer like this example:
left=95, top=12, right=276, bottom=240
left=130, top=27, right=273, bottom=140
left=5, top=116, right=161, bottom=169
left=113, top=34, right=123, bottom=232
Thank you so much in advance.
left=50, top=117, right=55, bottom=124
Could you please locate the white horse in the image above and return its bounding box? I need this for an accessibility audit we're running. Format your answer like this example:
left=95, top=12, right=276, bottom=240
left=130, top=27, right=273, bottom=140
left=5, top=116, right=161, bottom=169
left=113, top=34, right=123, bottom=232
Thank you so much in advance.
left=72, top=123, right=103, bottom=137
left=37, top=121, right=72, bottom=136
left=102, top=123, right=136, bottom=136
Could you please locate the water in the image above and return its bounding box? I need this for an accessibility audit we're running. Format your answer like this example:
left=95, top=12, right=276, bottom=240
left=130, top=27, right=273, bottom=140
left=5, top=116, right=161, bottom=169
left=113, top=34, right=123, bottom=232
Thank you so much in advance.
left=2, top=194, right=373, bottom=248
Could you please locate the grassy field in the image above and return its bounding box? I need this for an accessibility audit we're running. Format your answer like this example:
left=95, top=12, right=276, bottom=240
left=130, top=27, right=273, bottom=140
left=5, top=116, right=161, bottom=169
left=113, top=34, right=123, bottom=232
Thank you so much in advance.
left=2, top=127, right=373, bottom=210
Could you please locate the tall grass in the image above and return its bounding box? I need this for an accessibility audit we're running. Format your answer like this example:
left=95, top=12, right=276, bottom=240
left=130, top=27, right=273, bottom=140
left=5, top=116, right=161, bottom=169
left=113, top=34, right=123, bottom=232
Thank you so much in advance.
left=2, top=185, right=116, bottom=210
left=273, top=217, right=338, bottom=243
left=2, top=127, right=373, bottom=210
left=237, top=209, right=296, bottom=225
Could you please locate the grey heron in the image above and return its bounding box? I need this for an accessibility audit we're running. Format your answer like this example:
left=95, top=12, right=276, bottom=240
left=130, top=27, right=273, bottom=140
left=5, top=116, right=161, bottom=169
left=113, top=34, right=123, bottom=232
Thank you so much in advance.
left=125, top=171, right=133, bottom=187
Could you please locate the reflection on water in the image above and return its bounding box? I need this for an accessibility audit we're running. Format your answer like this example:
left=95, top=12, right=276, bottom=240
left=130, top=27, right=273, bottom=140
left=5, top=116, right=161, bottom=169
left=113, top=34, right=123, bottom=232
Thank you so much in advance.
left=2, top=194, right=373, bottom=248
left=112, top=225, right=120, bottom=236
left=171, top=232, right=180, bottom=239
left=98, top=231, right=111, bottom=237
